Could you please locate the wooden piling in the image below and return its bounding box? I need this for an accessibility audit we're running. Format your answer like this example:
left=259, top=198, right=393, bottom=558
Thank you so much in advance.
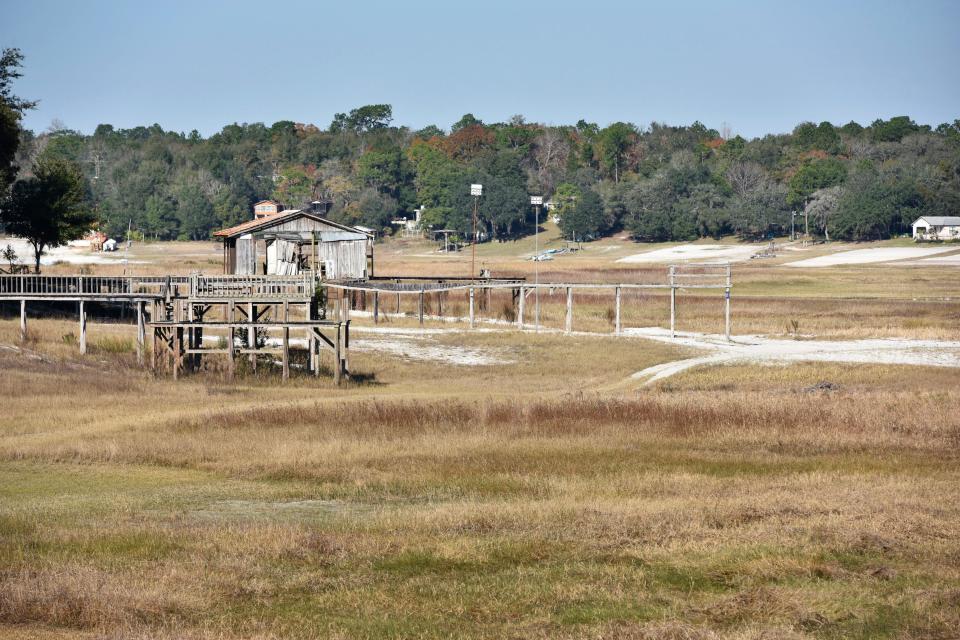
left=669, top=265, right=676, bottom=338
left=79, top=301, right=87, bottom=354
left=248, top=302, right=257, bottom=372
left=725, top=263, right=732, bottom=341
left=19, top=299, right=26, bottom=341
left=565, top=287, right=573, bottom=334
left=334, top=324, right=342, bottom=385
left=469, top=287, right=475, bottom=329
left=614, top=286, right=621, bottom=336
left=373, top=291, right=379, bottom=324
left=282, top=301, right=290, bottom=381
left=136, top=301, right=145, bottom=365
left=173, top=326, right=182, bottom=380
left=517, top=286, right=525, bottom=329
left=418, top=288, right=424, bottom=326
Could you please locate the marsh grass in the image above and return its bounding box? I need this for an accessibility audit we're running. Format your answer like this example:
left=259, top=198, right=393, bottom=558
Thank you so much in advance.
left=0, top=273, right=959, bottom=638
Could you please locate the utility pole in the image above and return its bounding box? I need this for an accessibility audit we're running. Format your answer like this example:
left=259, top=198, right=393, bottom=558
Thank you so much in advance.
left=470, top=184, right=482, bottom=278
left=530, top=195, right=543, bottom=332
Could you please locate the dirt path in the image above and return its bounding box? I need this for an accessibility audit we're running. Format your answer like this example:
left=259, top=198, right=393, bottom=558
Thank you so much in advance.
left=625, top=327, right=960, bottom=384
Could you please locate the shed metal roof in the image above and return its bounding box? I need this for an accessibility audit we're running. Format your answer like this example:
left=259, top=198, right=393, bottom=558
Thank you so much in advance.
left=214, top=209, right=373, bottom=239
left=913, top=216, right=960, bottom=226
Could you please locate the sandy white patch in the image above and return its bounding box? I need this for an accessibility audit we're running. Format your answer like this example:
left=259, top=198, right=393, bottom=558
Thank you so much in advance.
left=616, top=244, right=758, bottom=264
left=351, top=335, right=511, bottom=366
left=626, top=327, right=960, bottom=384
left=783, top=246, right=955, bottom=267
left=0, top=237, right=145, bottom=266
left=208, top=328, right=512, bottom=367
left=899, top=251, right=960, bottom=266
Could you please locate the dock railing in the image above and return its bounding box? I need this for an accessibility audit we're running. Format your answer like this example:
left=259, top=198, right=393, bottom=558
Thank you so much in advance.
left=189, top=274, right=314, bottom=299
left=0, top=274, right=190, bottom=298
left=0, top=273, right=314, bottom=300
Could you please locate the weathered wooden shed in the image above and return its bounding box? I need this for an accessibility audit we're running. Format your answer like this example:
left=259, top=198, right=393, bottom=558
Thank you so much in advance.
left=214, top=210, right=373, bottom=280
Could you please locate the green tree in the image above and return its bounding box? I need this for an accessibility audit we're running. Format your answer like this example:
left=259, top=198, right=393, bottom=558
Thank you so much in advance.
left=0, top=48, right=37, bottom=194
left=551, top=182, right=582, bottom=225
left=869, top=116, right=921, bottom=143
left=560, top=188, right=604, bottom=240
left=330, top=104, right=393, bottom=133
left=596, top=122, right=637, bottom=182
left=792, top=121, right=841, bottom=153
left=1, top=157, right=94, bottom=272
left=787, top=157, right=847, bottom=207
left=175, top=184, right=215, bottom=240
left=144, top=194, right=177, bottom=239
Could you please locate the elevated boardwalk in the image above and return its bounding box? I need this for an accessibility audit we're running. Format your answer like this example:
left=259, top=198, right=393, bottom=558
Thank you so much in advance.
left=0, top=264, right=732, bottom=382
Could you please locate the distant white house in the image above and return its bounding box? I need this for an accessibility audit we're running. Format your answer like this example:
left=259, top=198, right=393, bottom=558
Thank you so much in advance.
left=912, top=216, right=960, bottom=240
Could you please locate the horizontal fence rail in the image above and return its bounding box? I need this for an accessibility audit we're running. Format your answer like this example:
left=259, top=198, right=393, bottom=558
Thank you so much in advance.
left=0, top=274, right=190, bottom=298
left=190, top=274, right=313, bottom=299
left=0, top=274, right=313, bottom=300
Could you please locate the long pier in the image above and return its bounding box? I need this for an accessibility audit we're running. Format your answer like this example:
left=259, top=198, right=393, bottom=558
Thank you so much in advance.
left=0, top=264, right=732, bottom=382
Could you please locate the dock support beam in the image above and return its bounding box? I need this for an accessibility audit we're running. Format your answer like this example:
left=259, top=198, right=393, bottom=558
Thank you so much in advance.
left=615, top=286, right=621, bottom=336
left=565, top=287, right=573, bottom=334
left=136, top=301, right=145, bottom=365
left=282, top=301, right=290, bottom=381
left=79, top=301, right=87, bottom=354
left=334, top=324, right=342, bottom=386
left=517, top=286, right=525, bottom=329
left=226, top=301, right=235, bottom=380
left=19, top=299, right=26, bottom=341
left=248, top=302, right=257, bottom=372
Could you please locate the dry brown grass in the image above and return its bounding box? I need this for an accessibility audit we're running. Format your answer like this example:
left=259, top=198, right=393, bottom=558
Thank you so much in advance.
left=2, top=241, right=960, bottom=638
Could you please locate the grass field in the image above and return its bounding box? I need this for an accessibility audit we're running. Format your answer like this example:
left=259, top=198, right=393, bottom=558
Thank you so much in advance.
left=1, top=233, right=959, bottom=639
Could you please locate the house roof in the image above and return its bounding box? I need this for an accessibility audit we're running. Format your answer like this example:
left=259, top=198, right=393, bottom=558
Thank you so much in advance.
left=914, top=216, right=960, bottom=226
left=253, top=199, right=279, bottom=206
left=213, top=209, right=373, bottom=239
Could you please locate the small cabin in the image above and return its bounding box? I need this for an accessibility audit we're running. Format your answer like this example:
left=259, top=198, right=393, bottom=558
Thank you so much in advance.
left=214, top=210, right=373, bottom=280
left=253, top=200, right=283, bottom=219
left=912, top=216, right=960, bottom=241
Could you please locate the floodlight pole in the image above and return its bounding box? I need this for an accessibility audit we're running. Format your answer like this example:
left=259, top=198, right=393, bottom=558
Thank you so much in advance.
left=471, top=197, right=478, bottom=278
left=469, top=184, right=482, bottom=279
left=530, top=195, right=543, bottom=332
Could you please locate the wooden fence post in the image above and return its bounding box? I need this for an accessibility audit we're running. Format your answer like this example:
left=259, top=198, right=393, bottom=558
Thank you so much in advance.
left=373, top=291, right=379, bottom=324
left=565, top=287, right=573, bottom=334
left=418, top=288, right=424, bottom=326
left=19, top=299, right=26, bottom=341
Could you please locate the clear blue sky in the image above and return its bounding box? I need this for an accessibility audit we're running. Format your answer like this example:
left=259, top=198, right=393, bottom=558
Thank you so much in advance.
left=3, top=0, right=958, bottom=139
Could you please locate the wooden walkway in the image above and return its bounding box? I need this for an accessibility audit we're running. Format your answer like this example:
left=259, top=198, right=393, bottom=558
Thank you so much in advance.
left=0, top=264, right=733, bottom=382
left=328, top=263, right=733, bottom=339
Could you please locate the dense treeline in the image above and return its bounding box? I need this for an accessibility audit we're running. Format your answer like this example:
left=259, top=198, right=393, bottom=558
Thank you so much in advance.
left=12, top=104, right=960, bottom=243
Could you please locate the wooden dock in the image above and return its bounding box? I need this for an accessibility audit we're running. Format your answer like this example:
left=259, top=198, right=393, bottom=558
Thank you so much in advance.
left=0, top=263, right=732, bottom=382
